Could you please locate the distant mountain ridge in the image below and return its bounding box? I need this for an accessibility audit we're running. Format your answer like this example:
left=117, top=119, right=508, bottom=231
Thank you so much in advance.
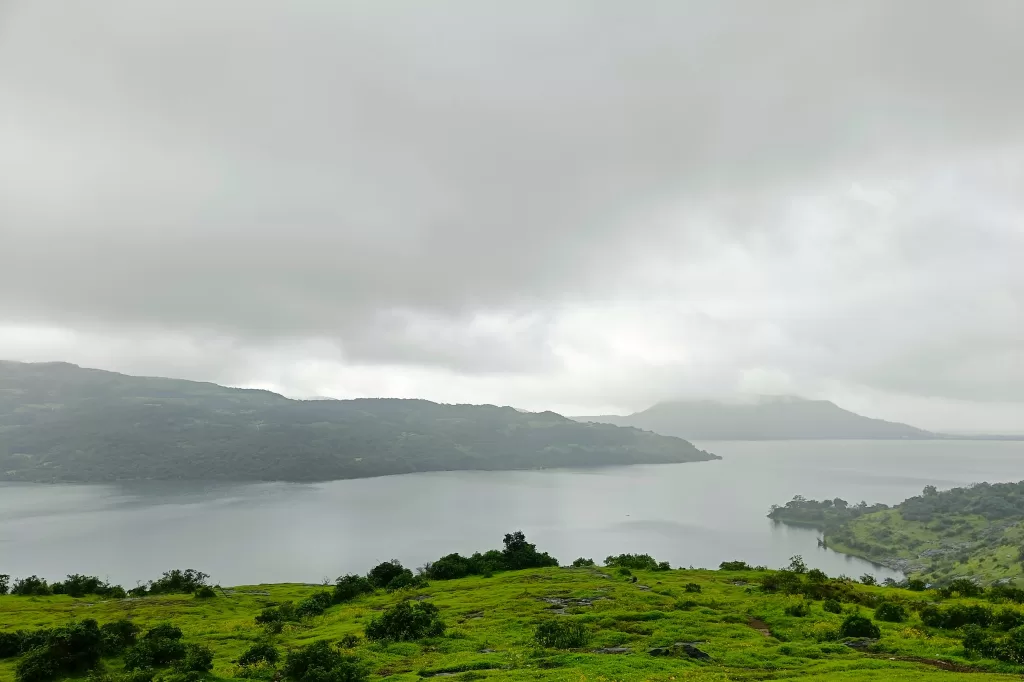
left=0, top=360, right=718, bottom=483
left=574, top=396, right=935, bottom=440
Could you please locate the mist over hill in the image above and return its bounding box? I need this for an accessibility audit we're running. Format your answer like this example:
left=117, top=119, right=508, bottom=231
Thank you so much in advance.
left=0, top=361, right=718, bottom=483
left=575, top=396, right=935, bottom=440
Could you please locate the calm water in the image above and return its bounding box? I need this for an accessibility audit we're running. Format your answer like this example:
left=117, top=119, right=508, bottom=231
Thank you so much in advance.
left=3, top=440, right=1024, bottom=586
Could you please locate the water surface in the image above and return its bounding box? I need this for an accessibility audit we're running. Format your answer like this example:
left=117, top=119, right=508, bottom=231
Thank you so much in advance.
left=3, top=439, right=1024, bottom=586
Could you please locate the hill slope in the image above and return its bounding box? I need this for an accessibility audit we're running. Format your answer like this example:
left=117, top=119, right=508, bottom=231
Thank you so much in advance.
left=0, top=361, right=718, bottom=483
left=576, top=396, right=933, bottom=440
left=770, top=481, right=1024, bottom=584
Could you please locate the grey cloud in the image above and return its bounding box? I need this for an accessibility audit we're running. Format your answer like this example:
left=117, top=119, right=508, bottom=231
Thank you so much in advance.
left=0, top=0, right=1022, bottom=414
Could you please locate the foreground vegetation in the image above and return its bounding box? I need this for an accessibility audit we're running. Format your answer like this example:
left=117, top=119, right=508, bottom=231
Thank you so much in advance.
left=770, top=481, right=1024, bottom=585
left=8, top=535, right=1024, bottom=681
left=0, top=361, right=717, bottom=484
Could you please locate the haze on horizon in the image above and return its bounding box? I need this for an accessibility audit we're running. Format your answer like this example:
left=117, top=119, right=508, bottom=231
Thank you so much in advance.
left=1, top=1, right=1021, bottom=433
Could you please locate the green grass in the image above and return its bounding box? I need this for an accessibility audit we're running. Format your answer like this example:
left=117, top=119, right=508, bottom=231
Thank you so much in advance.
left=4, top=567, right=1024, bottom=681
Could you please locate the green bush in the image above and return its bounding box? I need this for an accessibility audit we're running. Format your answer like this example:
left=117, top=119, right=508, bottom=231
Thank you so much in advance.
left=144, top=624, right=183, bottom=641
left=15, top=648, right=60, bottom=682
left=684, top=583, right=702, bottom=593
left=333, top=576, right=374, bottom=603
left=823, top=599, right=843, bottom=614
left=501, top=531, right=558, bottom=570
left=719, top=561, right=751, bottom=571
left=123, top=638, right=187, bottom=670
left=338, top=634, right=359, bottom=649
left=366, top=561, right=408, bottom=589
left=784, top=601, right=811, bottom=617
left=806, top=568, right=828, bottom=584
left=364, top=601, right=445, bottom=642
left=194, top=586, right=217, bottom=599
left=177, top=644, right=214, bottom=673
left=875, top=602, right=907, bottom=623
left=0, top=574, right=8, bottom=595
left=100, top=620, right=140, bottom=654
left=283, top=641, right=367, bottom=682
left=0, top=632, right=22, bottom=659
left=238, top=642, right=279, bottom=666
left=604, top=554, right=660, bottom=571
left=295, top=592, right=334, bottom=619
left=994, top=607, right=1024, bottom=631
left=11, top=576, right=51, bottom=597
left=571, top=558, right=595, bottom=567
left=385, top=572, right=427, bottom=593
left=839, top=614, right=880, bottom=639
left=860, top=574, right=877, bottom=586
left=534, top=620, right=591, bottom=649
left=14, top=620, right=103, bottom=682
left=146, top=570, right=210, bottom=596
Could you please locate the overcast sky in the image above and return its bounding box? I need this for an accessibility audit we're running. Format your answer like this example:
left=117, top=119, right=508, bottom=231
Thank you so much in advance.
left=1, top=1, right=1022, bottom=432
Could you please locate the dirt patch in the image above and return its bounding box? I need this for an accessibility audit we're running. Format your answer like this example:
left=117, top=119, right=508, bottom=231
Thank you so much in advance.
left=747, top=617, right=771, bottom=637
left=868, top=654, right=982, bottom=673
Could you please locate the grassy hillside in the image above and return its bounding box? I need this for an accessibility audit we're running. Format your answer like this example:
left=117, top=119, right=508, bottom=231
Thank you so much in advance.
left=770, top=482, right=1024, bottom=585
left=0, top=361, right=717, bottom=483
left=6, top=556, right=1024, bottom=682
left=576, top=396, right=933, bottom=440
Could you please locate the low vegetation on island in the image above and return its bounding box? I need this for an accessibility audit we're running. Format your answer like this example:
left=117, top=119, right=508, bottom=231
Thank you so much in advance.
left=770, top=481, right=1024, bottom=585
left=0, top=361, right=718, bottom=484
left=8, top=533, right=1024, bottom=681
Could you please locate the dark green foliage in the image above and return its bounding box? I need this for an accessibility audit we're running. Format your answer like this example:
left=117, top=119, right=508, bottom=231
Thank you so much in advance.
left=364, top=601, right=445, bottom=642
left=333, top=576, right=374, bottom=603
left=719, top=561, right=751, bottom=571
left=806, top=568, right=828, bottom=584
left=0, top=632, right=22, bottom=659
left=384, top=571, right=426, bottom=593
left=823, top=599, right=843, bottom=614
left=786, top=556, right=808, bottom=574
left=768, top=496, right=889, bottom=530
left=784, top=601, right=811, bottom=617
left=50, top=575, right=123, bottom=598
left=0, top=574, right=8, bottom=595
left=15, top=619, right=103, bottom=682
left=502, top=531, right=558, bottom=570
left=572, top=558, right=595, bottom=568
left=920, top=604, right=992, bottom=629
left=684, top=583, right=701, bottom=593
left=604, top=554, right=661, bottom=571
left=239, top=642, right=280, bottom=666
left=11, top=576, right=51, bottom=596
left=295, top=591, right=334, bottom=618
left=989, top=585, right=1024, bottom=604
left=901, top=482, right=1024, bottom=523
left=145, top=624, right=183, bottom=641
left=100, top=620, right=140, bottom=654
left=177, top=644, right=214, bottom=673
left=255, top=602, right=297, bottom=626
left=993, top=607, right=1024, bottom=631
left=123, top=638, right=187, bottom=670
left=337, top=635, right=359, bottom=649
left=283, top=640, right=368, bottom=682
left=962, top=624, right=1024, bottom=663
left=194, top=586, right=217, bottom=599
left=0, top=361, right=715, bottom=484
left=147, top=570, right=210, bottom=595
left=874, top=602, right=907, bottom=623
left=905, top=578, right=927, bottom=591
left=534, top=620, right=590, bottom=649
left=839, top=614, right=880, bottom=639
left=938, top=578, right=984, bottom=598
left=860, top=574, right=877, bottom=586
left=367, top=561, right=407, bottom=589
left=616, top=567, right=632, bottom=577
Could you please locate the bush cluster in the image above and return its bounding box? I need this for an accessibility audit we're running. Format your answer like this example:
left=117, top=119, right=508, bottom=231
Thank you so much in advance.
left=604, top=554, right=670, bottom=571
left=283, top=641, right=367, bottom=682
left=364, top=601, right=445, bottom=642
left=423, top=531, right=557, bottom=580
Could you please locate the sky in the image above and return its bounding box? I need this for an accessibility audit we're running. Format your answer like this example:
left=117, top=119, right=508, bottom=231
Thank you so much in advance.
left=1, top=1, right=1021, bottom=432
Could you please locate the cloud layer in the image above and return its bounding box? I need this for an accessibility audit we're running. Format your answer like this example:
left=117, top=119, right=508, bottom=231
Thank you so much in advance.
left=1, top=1, right=1021, bottom=431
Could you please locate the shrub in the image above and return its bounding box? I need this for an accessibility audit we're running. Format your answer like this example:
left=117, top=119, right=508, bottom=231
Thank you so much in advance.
left=604, top=554, right=660, bottom=571
left=177, top=644, right=214, bottom=673
left=860, top=574, right=877, bottom=586
left=785, top=600, right=811, bottom=617
left=616, top=567, right=632, bottom=577
left=365, top=601, right=445, bottom=642
left=123, top=638, right=187, bottom=670
left=920, top=604, right=993, bottom=629
left=502, top=531, right=558, bottom=570
left=875, top=602, right=907, bottom=623
left=809, top=621, right=840, bottom=641
left=962, top=624, right=998, bottom=658
left=15, top=620, right=103, bottom=682
left=534, top=620, right=590, bottom=649
left=822, top=599, right=843, bottom=614
left=786, top=556, right=808, bottom=574
left=333, top=575, right=374, bottom=603
left=657, top=561, right=671, bottom=571
left=255, top=602, right=296, bottom=627
left=194, top=586, right=217, bottom=599
left=144, top=624, right=183, bottom=641
left=806, top=569, right=828, bottom=584
left=15, top=648, right=60, bottom=682
left=11, top=576, right=51, bottom=597
left=283, top=640, right=367, bottom=682
left=905, top=578, right=927, bottom=591
left=839, top=614, right=880, bottom=639
left=367, top=561, right=408, bottom=590
left=100, top=620, right=140, bottom=654
left=0, top=574, right=8, bottom=595
left=995, top=607, right=1024, bottom=631
left=385, top=572, right=427, bottom=593
left=0, top=632, right=22, bottom=659
left=147, top=570, right=210, bottom=595
left=571, top=558, right=595, bottom=568
left=684, top=583, right=702, bottom=593
left=338, top=634, right=359, bottom=648
left=239, top=642, right=280, bottom=666
left=939, top=578, right=983, bottom=598
left=719, top=561, right=751, bottom=571
left=296, top=592, right=334, bottom=619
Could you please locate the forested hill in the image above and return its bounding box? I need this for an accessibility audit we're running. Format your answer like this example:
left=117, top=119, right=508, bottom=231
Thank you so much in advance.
left=0, top=361, right=718, bottom=483
left=770, top=481, right=1024, bottom=584
left=575, top=396, right=933, bottom=440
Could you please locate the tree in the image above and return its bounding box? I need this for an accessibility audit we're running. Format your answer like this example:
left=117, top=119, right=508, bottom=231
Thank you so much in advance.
left=0, top=574, right=9, bottom=595
left=334, top=575, right=374, bottom=603
left=367, top=561, right=407, bottom=589
left=786, top=556, right=808, bottom=574
left=839, top=614, right=880, bottom=639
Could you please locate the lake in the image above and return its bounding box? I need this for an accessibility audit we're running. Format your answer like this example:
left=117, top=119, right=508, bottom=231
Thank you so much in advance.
left=3, top=439, right=1024, bottom=587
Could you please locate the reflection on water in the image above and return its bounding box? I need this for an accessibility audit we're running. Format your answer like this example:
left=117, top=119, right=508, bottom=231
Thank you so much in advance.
left=2, top=439, right=1024, bottom=585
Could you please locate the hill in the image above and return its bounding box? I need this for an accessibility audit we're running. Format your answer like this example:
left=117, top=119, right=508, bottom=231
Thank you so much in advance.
left=769, top=481, right=1024, bottom=584
left=575, top=395, right=934, bottom=440
left=4, top=537, right=1024, bottom=682
left=0, top=361, right=717, bottom=483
